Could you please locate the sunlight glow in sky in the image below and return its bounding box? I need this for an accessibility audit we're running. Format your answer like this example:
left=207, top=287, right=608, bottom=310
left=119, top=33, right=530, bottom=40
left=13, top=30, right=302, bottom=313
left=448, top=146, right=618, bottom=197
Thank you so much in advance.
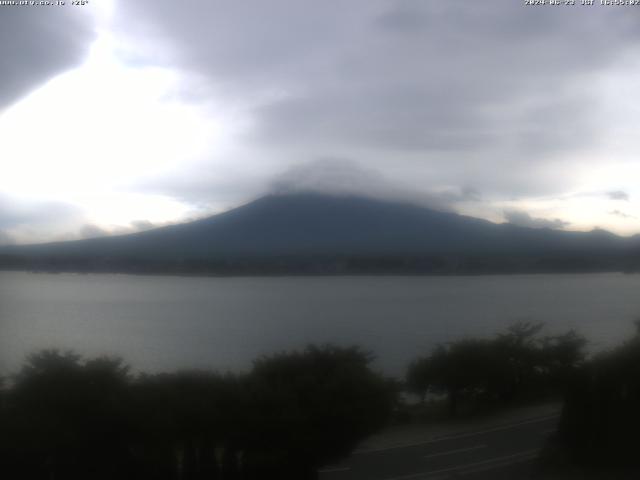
left=0, top=29, right=222, bottom=240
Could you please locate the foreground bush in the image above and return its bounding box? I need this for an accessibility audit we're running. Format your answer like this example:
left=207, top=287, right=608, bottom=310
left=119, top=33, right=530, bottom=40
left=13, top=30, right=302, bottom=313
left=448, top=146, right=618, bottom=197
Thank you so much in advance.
left=0, top=345, right=393, bottom=480
left=558, top=324, right=640, bottom=468
left=406, top=322, right=587, bottom=416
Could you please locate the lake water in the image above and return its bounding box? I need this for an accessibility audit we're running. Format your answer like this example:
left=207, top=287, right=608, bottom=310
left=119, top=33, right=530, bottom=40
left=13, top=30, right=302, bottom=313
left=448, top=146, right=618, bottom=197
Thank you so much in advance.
left=2, top=271, right=640, bottom=377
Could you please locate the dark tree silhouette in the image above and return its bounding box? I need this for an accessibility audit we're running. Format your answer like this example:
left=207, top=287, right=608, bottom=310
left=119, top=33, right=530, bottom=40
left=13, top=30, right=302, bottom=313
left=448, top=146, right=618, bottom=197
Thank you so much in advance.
left=406, top=356, right=433, bottom=403
left=406, top=322, right=587, bottom=417
left=558, top=324, right=640, bottom=469
left=0, top=345, right=393, bottom=479
left=243, top=345, right=394, bottom=479
left=5, top=350, right=134, bottom=479
left=129, top=370, right=246, bottom=479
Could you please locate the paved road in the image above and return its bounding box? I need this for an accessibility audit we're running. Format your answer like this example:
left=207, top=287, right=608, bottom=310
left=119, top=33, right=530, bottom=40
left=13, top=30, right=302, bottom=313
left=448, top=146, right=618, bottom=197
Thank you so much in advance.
left=318, top=414, right=558, bottom=480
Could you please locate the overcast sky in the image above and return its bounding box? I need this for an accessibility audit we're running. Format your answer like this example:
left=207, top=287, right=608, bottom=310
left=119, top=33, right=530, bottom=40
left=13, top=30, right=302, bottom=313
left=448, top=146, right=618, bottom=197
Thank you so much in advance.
left=1, top=0, right=640, bottom=244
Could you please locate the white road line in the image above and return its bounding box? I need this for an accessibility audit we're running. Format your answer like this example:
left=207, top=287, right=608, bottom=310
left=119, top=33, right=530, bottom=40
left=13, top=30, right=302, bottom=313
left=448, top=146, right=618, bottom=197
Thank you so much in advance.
left=318, top=466, right=351, bottom=474
left=381, top=449, right=540, bottom=480
left=423, top=444, right=487, bottom=459
left=353, top=414, right=559, bottom=455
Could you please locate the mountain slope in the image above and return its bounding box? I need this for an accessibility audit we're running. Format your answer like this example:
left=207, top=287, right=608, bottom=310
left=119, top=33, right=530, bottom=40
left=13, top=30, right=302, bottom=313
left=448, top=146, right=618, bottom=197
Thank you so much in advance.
left=1, top=193, right=639, bottom=274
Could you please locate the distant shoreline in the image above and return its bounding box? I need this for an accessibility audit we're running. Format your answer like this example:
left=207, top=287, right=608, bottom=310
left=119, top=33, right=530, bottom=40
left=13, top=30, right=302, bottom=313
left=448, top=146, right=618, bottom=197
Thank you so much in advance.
left=1, top=262, right=638, bottom=278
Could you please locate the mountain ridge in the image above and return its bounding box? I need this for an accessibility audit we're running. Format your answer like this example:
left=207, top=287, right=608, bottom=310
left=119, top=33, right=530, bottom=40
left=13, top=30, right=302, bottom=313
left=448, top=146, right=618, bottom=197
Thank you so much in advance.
left=1, top=193, right=639, bottom=275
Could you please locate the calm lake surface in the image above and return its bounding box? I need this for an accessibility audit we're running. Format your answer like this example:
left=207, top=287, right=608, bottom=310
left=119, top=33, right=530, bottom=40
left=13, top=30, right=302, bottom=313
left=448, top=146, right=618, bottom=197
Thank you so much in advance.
left=2, top=271, right=640, bottom=376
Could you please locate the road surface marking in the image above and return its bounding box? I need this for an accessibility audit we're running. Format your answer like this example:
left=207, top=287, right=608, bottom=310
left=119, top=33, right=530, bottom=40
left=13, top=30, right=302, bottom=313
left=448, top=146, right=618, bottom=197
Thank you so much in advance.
left=423, top=444, right=487, bottom=459
left=381, top=449, right=540, bottom=480
left=354, top=414, right=558, bottom=455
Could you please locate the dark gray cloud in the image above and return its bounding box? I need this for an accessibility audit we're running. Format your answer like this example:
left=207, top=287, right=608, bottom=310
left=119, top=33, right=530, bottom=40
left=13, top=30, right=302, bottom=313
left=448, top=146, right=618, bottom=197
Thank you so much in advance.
left=0, top=7, right=95, bottom=111
left=607, top=190, right=630, bottom=201
left=112, top=0, right=640, bottom=202
left=114, top=1, right=360, bottom=92
left=504, top=210, right=570, bottom=230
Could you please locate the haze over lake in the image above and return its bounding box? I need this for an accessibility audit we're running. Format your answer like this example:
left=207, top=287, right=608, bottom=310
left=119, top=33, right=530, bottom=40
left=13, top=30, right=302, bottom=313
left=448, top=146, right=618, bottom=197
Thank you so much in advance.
left=2, top=271, right=640, bottom=377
